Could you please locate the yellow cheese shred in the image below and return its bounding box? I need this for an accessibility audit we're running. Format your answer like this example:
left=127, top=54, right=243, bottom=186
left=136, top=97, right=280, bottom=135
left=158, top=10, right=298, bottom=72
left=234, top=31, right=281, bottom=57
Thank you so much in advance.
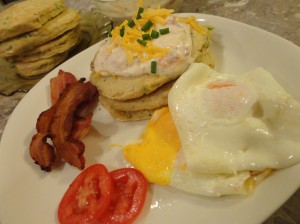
left=178, top=16, right=207, bottom=35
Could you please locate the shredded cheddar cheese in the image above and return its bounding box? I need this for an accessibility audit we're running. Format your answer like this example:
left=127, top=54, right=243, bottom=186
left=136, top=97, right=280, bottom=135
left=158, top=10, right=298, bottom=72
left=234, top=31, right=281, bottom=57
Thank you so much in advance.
left=178, top=16, right=207, bottom=35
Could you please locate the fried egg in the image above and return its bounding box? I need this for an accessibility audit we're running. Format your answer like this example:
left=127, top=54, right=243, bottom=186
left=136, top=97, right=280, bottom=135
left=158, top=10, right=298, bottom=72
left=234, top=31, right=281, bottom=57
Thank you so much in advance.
left=123, top=63, right=300, bottom=196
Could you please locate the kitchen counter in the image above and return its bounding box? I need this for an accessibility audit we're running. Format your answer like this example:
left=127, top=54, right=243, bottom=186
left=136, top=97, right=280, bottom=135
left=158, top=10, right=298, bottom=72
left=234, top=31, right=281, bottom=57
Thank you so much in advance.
left=0, top=0, right=299, bottom=223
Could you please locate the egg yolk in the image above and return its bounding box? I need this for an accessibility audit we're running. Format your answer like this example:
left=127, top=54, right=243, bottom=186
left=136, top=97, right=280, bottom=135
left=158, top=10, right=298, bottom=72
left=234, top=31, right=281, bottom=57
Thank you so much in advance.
left=123, top=107, right=181, bottom=185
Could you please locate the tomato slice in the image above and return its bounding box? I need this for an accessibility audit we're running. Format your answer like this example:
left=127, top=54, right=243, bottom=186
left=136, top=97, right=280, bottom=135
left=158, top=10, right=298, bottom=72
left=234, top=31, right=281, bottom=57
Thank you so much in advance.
left=99, top=168, right=148, bottom=224
left=58, top=164, right=113, bottom=224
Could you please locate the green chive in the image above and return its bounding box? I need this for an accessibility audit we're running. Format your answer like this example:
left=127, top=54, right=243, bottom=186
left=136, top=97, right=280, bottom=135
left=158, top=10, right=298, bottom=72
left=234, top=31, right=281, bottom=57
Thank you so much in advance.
left=207, top=26, right=214, bottom=31
left=107, top=30, right=112, bottom=37
left=120, top=26, right=125, bottom=37
left=142, top=33, right=151, bottom=40
left=127, top=19, right=135, bottom=28
left=151, top=30, right=159, bottom=39
left=159, top=27, right=170, bottom=35
left=151, top=61, right=157, bottom=73
left=137, top=39, right=147, bottom=46
left=136, top=7, right=144, bottom=19
left=141, top=20, right=153, bottom=32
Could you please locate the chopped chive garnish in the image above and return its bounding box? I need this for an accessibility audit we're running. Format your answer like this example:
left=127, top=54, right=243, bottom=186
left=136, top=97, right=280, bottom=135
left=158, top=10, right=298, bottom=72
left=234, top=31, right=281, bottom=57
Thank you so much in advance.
left=142, top=33, right=151, bottom=40
left=136, top=7, right=144, bottom=19
left=151, top=30, right=159, bottom=39
left=151, top=61, right=157, bottom=73
left=207, top=26, right=214, bottom=31
left=141, top=20, right=153, bottom=32
left=107, top=30, right=112, bottom=37
left=120, top=26, right=125, bottom=37
left=137, top=39, right=147, bottom=46
left=127, top=19, right=135, bottom=28
left=159, top=27, right=170, bottom=35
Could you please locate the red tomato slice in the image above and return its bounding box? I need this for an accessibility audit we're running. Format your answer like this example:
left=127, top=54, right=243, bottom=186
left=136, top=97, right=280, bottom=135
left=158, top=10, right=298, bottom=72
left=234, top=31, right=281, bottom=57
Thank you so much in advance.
left=99, top=168, right=148, bottom=224
left=58, top=164, right=113, bottom=224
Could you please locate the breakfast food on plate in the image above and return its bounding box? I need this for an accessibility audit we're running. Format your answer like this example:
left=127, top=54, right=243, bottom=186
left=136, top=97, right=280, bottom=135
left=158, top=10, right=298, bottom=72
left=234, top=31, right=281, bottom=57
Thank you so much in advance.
left=29, top=70, right=99, bottom=171
left=58, top=164, right=148, bottom=224
left=100, top=80, right=173, bottom=111
left=0, top=0, right=64, bottom=41
left=0, top=0, right=82, bottom=78
left=99, top=80, right=174, bottom=120
left=123, top=63, right=300, bottom=196
left=90, top=2, right=214, bottom=121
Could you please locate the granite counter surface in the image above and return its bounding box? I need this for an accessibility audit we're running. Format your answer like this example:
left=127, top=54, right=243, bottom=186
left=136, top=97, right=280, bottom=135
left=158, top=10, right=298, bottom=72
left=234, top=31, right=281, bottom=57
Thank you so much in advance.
left=0, top=0, right=299, bottom=223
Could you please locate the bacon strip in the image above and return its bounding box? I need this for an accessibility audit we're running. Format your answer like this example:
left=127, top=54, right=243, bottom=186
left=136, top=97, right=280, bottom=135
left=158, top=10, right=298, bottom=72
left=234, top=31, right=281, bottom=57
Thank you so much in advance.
left=36, top=107, right=56, bottom=133
left=29, top=70, right=99, bottom=171
left=72, top=113, right=93, bottom=140
left=29, top=107, right=56, bottom=171
left=29, top=133, right=55, bottom=172
left=50, top=70, right=77, bottom=105
left=50, top=81, right=98, bottom=170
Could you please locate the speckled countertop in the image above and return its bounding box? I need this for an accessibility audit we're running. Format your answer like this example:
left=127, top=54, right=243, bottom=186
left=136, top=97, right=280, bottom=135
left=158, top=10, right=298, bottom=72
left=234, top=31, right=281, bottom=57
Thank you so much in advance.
left=0, top=0, right=299, bottom=223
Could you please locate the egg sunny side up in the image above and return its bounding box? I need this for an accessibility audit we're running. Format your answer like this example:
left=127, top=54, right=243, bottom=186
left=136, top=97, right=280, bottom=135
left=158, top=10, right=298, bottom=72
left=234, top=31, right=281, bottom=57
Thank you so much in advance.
left=123, top=63, right=300, bottom=197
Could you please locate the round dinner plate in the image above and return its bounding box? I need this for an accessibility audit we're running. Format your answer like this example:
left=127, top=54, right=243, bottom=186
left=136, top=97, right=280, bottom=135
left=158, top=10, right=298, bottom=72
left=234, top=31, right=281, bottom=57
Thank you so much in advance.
left=0, top=13, right=300, bottom=224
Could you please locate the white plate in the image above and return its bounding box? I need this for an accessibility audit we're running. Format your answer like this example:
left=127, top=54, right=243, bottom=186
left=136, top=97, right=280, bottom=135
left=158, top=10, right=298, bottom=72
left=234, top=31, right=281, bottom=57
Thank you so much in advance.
left=1, top=13, right=300, bottom=224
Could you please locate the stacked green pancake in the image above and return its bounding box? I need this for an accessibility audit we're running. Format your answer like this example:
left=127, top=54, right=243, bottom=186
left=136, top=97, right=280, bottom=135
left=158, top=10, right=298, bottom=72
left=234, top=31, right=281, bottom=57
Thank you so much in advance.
left=0, top=0, right=82, bottom=78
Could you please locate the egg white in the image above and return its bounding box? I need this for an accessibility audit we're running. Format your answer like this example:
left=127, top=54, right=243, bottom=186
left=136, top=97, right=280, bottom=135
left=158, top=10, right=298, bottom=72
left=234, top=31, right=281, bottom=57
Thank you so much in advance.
left=168, top=63, right=300, bottom=196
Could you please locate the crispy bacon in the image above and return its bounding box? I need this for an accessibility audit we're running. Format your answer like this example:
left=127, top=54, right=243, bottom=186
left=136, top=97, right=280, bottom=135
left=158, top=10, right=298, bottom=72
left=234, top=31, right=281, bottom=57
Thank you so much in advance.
left=29, top=107, right=56, bottom=171
left=29, top=70, right=99, bottom=171
left=50, top=81, right=98, bottom=170
left=50, top=70, right=77, bottom=105
left=36, top=107, right=56, bottom=133
left=29, top=133, right=55, bottom=172
left=72, top=113, right=93, bottom=139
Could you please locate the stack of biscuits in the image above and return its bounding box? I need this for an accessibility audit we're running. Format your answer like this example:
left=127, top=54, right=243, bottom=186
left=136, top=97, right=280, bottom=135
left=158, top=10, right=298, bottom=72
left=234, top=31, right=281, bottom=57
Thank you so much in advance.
left=0, top=0, right=81, bottom=78
left=90, top=28, right=214, bottom=121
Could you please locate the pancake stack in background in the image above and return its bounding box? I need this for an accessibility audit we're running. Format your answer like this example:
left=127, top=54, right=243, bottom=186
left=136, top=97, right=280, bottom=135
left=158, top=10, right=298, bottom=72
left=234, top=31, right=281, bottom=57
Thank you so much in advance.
left=0, top=0, right=81, bottom=78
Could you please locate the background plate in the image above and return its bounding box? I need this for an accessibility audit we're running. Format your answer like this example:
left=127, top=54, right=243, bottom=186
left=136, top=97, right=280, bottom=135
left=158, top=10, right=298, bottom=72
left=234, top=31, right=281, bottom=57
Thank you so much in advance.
left=0, top=13, right=300, bottom=224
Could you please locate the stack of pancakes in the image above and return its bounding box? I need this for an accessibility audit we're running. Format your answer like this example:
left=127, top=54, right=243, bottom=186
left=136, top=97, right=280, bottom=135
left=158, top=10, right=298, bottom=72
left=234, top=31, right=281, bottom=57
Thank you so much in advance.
left=91, top=28, right=214, bottom=121
left=0, top=0, right=81, bottom=78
